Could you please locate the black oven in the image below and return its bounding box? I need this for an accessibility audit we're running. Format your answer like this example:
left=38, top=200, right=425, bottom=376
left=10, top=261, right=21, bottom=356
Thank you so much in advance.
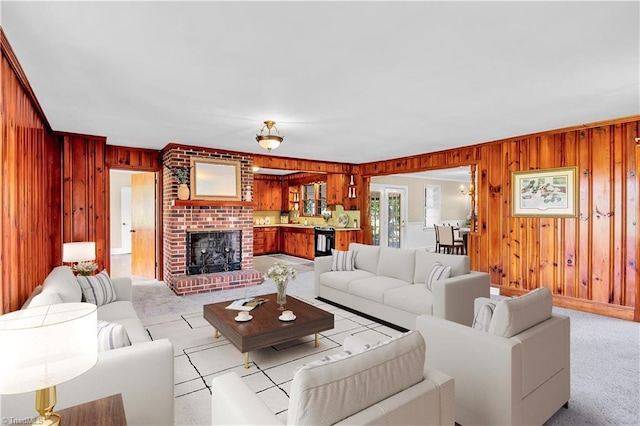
left=314, top=226, right=335, bottom=257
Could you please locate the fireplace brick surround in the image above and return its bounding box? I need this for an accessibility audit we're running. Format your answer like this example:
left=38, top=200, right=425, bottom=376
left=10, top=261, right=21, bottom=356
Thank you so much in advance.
left=162, top=146, right=262, bottom=295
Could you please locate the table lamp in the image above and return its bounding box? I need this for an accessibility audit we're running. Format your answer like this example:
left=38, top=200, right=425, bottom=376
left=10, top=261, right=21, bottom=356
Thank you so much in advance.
left=0, top=303, right=98, bottom=426
left=62, top=242, right=98, bottom=276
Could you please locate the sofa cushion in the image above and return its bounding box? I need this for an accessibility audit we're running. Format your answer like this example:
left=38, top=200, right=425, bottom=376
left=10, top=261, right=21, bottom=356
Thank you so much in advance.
left=489, top=287, right=552, bottom=338
left=331, top=249, right=355, bottom=271
left=472, top=301, right=496, bottom=332
left=319, top=270, right=377, bottom=293
left=108, top=318, right=150, bottom=344
left=288, top=330, right=425, bottom=425
left=97, top=300, right=140, bottom=322
left=349, top=276, right=409, bottom=304
left=77, top=270, right=117, bottom=307
left=97, top=320, right=132, bottom=351
left=27, top=291, right=64, bottom=308
left=384, top=284, right=434, bottom=315
left=349, top=243, right=381, bottom=274
left=42, top=266, right=82, bottom=303
left=377, top=247, right=416, bottom=283
left=414, top=250, right=470, bottom=284
left=426, top=261, right=452, bottom=291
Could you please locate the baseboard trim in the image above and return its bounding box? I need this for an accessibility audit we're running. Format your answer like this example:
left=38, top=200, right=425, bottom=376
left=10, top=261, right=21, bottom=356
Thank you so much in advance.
left=315, top=296, right=409, bottom=333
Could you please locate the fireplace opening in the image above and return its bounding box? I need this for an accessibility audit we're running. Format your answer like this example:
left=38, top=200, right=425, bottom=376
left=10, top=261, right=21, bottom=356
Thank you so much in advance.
left=186, top=230, right=242, bottom=275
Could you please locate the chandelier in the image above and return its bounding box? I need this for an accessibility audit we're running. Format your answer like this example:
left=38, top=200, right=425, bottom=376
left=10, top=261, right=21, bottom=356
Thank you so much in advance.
left=256, top=120, right=284, bottom=151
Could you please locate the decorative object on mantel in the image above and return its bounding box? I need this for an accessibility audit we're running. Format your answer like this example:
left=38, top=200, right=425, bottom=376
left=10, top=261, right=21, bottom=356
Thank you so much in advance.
left=63, top=242, right=98, bottom=276
left=166, top=165, right=191, bottom=200
left=265, top=262, right=297, bottom=310
left=256, top=120, right=284, bottom=151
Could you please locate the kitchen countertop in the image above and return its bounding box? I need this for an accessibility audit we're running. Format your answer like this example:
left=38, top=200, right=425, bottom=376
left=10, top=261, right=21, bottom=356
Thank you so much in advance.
left=253, top=224, right=360, bottom=231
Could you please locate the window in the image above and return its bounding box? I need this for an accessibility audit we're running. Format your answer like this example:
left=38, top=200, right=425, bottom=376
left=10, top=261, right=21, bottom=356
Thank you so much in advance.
left=302, top=182, right=327, bottom=216
left=424, top=184, right=441, bottom=229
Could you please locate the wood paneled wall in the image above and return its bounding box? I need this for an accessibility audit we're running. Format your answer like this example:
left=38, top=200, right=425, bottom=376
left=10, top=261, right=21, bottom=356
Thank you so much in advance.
left=59, top=133, right=110, bottom=274
left=106, top=145, right=161, bottom=171
left=360, top=116, right=639, bottom=321
left=1, top=30, right=62, bottom=314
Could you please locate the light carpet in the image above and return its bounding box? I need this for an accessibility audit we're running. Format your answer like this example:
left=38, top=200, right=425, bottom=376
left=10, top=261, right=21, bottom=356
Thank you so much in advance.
left=135, top=270, right=640, bottom=426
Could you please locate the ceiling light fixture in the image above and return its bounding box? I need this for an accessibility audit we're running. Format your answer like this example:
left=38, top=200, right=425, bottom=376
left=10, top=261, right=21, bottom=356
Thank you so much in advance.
left=256, top=120, right=284, bottom=151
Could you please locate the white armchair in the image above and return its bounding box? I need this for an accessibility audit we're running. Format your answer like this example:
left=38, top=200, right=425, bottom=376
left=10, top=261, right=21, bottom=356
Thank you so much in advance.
left=416, top=287, right=570, bottom=426
left=211, top=330, right=454, bottom=425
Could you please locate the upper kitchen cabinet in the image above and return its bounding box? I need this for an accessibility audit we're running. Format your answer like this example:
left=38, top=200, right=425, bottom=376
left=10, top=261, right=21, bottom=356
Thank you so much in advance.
left=254, top=177, right=282, bottom=211
left=326, top=174, right=346, bottom=206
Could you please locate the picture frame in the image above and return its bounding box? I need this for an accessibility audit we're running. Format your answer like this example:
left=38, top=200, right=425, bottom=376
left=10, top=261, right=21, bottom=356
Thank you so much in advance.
left=512, top=166, right=578, bottom=217
left=190, top=157, right=241, bottom=201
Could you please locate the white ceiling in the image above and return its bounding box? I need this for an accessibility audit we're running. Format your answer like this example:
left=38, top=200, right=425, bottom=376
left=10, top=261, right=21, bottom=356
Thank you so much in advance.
left=2, top=1, right=638, bottom=165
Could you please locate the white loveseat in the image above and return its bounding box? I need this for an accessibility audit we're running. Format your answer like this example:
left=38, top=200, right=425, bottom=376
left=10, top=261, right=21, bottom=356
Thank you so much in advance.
left=0, top=266, right=174, bottom=426
left=211, top=330, right=455, bottom=425
left=416, top=287, right=570, bottom=425
left=314, top=243, right=490, bottom=329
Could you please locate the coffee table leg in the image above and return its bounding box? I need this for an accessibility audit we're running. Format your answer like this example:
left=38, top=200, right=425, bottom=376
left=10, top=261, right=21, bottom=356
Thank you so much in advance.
left=244, top=353, right=249, bottom=369
left=214, top=329, right=219, bottom=339
left=315, top=333, right=319, bottom=348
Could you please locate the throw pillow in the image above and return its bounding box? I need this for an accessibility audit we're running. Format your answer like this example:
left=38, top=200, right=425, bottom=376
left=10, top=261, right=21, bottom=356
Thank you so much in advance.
left=472, top=302, right=496, bottom=332
left=331, top=249, right=355, bottom=271
left=488, top=287, right=553, bottom=338
left=77, top=270, right=117, bottom=306
left=426, top=261, right=452, bottom=291
left=97, top=320, right=132, bottom=351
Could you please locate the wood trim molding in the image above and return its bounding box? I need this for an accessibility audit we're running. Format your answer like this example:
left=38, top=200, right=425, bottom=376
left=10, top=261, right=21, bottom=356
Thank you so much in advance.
left=0, top=27, right=51, bottom=132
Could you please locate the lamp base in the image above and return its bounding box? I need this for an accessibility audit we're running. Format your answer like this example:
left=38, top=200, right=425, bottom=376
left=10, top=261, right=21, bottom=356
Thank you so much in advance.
left=33, top=413, right=61, bottom=426
left=34, top=386, right=61, bottom=426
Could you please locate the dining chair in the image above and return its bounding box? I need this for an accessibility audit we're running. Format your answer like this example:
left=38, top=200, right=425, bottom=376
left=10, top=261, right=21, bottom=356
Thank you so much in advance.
left=434, top=224, right=441, bottom=253
left=437, top=225, right=464, bottom=254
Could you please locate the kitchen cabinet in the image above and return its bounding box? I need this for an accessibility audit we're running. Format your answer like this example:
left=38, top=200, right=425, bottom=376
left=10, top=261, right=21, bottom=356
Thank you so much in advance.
left=335, top=230, right=361, bottom=251
left=325, top=174, right=346, bottom=206
left=264, top=227, right=279, bottom=254
left=253, top=228, right=265, bottom=256
left=253, top=227, right=279, bottom=256
left=254, top=179, right=282, bottom=210
left=280, top=227, right=314, bottom=260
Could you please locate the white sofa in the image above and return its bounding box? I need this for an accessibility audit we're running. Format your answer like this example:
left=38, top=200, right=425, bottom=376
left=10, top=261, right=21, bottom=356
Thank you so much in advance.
left=314, top=243, right=490, bottom=329
left=0, top=266, right=174, bottom=426
left=416, top=287, right=570, bottom=425
left=211, top=330, right=455, bottom=425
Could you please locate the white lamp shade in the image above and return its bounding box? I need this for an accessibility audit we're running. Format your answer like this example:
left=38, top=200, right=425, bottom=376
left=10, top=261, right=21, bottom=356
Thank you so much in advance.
left=0, top=303, right=98, bottom=394
left=63, top=242, right=96, bottom=262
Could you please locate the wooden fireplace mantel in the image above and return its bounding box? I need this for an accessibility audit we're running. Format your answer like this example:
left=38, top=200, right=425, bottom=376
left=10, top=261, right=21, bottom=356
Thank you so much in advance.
left=173, top=200, right=254, bottom=207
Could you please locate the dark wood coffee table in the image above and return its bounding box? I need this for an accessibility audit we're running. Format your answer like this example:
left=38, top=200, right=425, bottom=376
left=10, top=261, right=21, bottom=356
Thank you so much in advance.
left=203, top=293, right=334, bottom=368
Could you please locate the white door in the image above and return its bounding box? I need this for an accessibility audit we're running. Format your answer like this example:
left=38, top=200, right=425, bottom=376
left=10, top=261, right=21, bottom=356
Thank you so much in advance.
left=120, top=187, right=132, bottom=253
left=370, top=184, right=408, bottom=248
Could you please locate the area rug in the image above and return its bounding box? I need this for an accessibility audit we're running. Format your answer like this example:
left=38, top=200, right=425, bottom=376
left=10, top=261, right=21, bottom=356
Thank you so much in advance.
left=142, top=293, right=400, bottom=425
left=137, top=269, right=640, bottom=426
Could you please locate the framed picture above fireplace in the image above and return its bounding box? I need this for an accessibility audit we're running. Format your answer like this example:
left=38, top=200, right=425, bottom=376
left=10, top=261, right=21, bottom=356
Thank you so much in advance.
left=190, top=157, right=241, bottom=201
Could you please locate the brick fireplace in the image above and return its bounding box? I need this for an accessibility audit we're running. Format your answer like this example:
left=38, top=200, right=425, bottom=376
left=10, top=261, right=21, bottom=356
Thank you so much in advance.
left=162, top=146, right=262, bottom=295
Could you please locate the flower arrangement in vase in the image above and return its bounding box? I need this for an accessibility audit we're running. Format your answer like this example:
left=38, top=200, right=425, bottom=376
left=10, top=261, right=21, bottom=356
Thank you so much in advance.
left=165, top=165, right=191, bottom=200
left=73, top=261, right=98, bottom=276
left=264, top=262, right=297, bottom=310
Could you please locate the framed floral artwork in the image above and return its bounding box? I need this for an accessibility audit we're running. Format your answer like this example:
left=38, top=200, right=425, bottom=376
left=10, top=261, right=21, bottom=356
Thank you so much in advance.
left=512, top=166, right=578, bottom=217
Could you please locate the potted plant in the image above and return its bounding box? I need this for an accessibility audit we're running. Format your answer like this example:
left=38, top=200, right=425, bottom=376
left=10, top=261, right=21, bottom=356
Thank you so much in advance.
left=166, top=165, right=191, bottom=200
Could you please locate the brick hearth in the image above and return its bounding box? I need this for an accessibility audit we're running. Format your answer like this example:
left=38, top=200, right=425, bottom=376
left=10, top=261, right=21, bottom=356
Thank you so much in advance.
left=162, top=146, right=262, bottom=295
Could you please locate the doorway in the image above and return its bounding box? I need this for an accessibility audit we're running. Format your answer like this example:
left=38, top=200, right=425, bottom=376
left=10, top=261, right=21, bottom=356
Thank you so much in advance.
left=109, top=170, right=157, bottom=281
left=370, top=184, right=408, bottom=248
